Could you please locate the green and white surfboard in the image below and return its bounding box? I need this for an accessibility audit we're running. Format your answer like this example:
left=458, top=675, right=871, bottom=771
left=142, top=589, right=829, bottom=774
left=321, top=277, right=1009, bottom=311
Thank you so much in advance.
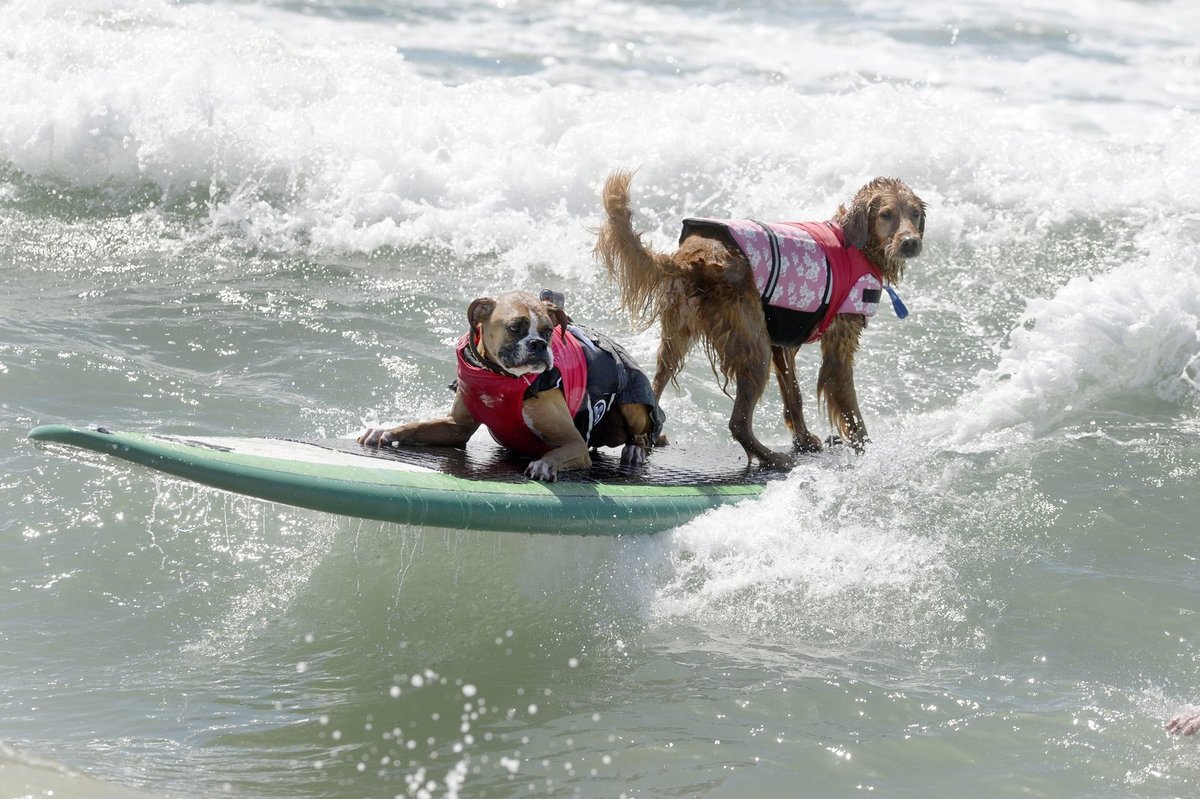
left=29, top=425, right=776, bottom=535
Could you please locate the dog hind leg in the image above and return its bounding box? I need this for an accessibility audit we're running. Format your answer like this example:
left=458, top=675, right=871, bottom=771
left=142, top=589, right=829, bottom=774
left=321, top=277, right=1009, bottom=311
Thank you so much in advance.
left=771, top=345, right=823, bottom=452
left=651, top=299, right=694, bottom=399
left=729, top=358, right=794, bottom=469
left=614, top=402, right=654, bottom=465
left=712, top=325, right=792, bottom=469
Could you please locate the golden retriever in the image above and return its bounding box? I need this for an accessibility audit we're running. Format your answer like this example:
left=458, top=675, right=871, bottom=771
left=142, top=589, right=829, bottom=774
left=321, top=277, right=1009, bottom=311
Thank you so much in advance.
left=594, top=170, right=926, bottom=468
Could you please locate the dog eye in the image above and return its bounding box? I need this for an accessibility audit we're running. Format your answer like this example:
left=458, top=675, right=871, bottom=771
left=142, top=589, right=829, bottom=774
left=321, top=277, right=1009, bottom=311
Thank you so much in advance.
left=879, top=209, right=894, bottom=220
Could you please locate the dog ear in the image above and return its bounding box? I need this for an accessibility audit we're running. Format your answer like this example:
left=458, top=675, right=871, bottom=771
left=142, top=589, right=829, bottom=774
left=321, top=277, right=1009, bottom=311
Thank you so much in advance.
left=841, top=199, right=870, bottom=251
left=467, top=297, right=496, bottom=329
left=542, top=300, right=572, bottom=331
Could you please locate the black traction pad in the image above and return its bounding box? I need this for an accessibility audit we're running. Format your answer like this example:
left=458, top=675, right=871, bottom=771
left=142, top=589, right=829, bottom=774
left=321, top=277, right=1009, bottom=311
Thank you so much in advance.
left=298, top=438, right=780, bottom=487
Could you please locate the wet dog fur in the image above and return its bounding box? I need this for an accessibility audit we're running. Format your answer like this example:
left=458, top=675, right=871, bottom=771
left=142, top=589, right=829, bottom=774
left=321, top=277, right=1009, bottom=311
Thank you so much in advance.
left=594, top=170, right=926, bottom=468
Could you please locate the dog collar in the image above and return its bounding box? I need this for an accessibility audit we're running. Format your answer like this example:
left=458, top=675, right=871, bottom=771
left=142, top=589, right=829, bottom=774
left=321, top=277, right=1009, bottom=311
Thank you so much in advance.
left=465, top=333, right=519, bottom=379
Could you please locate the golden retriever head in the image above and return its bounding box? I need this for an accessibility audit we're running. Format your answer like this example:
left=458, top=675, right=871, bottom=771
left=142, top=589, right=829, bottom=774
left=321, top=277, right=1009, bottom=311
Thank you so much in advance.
left=838, top=177, right=926, bottom=284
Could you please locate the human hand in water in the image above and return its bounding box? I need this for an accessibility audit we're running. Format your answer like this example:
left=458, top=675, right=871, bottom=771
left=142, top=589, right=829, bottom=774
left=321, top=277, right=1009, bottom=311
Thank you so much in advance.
left=1166, top=707, right=1200, bottom=735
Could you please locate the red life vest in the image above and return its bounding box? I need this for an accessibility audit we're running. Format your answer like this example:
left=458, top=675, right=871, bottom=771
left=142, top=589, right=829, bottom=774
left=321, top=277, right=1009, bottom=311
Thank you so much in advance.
left=791, top=221, right=881, bottom=342
left=455, top=327, right=588, bottom=456
left=680, top=218, right=884, bottom=345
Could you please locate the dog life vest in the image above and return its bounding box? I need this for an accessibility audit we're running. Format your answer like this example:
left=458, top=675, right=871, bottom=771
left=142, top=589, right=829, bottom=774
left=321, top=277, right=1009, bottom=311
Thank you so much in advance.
left=680, top=218, right=885, bottom=346
left=455, top=327, right=589, bottom=456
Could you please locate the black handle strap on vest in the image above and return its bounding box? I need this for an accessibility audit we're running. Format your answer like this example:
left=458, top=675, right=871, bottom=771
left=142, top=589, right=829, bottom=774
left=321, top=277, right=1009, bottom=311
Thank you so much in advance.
left=752, top=220, right=783, bottom=303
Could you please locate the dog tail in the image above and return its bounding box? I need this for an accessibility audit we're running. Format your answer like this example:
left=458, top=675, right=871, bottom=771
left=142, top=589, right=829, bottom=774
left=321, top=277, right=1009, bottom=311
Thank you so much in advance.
left=594, top=170, right=676, bottom=328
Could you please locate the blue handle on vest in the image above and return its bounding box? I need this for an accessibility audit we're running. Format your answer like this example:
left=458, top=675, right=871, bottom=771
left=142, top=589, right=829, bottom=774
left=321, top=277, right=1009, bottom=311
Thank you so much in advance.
left=884, top=285, right=909, bottom=319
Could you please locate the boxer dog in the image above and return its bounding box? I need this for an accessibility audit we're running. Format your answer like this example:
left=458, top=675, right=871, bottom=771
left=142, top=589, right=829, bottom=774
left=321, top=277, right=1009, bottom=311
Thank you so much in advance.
left=359, top=290, right=664, bottom=482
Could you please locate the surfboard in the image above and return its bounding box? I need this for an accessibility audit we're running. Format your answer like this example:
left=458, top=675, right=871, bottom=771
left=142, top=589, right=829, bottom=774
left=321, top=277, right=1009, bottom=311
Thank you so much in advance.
left=27, top=424, right=777, bottom=535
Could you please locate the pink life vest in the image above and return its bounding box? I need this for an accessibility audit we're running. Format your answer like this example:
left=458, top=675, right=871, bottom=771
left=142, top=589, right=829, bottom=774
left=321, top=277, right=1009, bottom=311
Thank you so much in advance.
left=681, top=218, right=883, bottom=344
left=455, top=327, right=588, bottom=456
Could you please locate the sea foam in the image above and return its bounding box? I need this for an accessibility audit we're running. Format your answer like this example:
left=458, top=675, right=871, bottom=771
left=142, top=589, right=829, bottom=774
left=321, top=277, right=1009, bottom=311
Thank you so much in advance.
left=944, top=225, right=1200, bottom=447
left=5, top=0, right=1197, bottom=284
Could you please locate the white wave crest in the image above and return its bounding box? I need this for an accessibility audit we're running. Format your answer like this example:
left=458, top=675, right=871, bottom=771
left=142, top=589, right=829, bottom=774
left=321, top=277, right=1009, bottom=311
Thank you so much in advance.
left=945, top=226, right=1200, bottom=445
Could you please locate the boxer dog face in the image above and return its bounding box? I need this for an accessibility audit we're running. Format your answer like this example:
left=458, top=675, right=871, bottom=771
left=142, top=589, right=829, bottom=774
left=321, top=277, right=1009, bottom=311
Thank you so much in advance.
left=467, top=291, right=558, bottom=377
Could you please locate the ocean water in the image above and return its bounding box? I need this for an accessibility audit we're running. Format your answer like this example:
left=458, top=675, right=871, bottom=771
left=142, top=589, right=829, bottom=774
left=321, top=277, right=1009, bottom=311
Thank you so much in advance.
left=2, top=0, right=1200, bottom=796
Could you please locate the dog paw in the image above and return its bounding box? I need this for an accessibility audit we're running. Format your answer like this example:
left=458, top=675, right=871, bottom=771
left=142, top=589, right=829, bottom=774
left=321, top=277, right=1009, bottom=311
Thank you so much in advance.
left=759, top=451, right=795, bottom=470
left=525, top=460, right=558, bottom=482
left=793, top=433, right=823, bottom=453
left=824, top=434, right=868, bottom=453
left=620, top=443, right=647, bottom=466
left=358, top=428, right=389, bottom=447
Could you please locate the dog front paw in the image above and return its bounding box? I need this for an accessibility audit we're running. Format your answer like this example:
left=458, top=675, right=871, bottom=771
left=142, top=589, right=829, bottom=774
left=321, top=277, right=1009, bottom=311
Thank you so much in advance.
left=525, top=459, right=558, bottom=482
left=359, top=427, right=404, bottom=448
left=358, top=427, right=388, bottom=447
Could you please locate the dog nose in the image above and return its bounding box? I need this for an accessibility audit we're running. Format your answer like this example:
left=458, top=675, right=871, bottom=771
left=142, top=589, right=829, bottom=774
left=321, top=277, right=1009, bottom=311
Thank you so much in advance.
left=527, top=338, right=548, bottom=352
left=899, top=237, right=922, bottom=258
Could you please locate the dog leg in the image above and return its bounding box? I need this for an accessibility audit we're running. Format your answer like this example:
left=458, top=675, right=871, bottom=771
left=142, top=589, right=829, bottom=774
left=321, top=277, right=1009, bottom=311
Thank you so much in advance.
left=521, top=390, right=592, bottom=481
left=817, top=315, right=868, bottom=451
left=771, top=345, right=823, bottom=452
left=651, top=302, right=693, bottom=399
left=359, top=392, right=479, bottom=448
left=587, top=400, right=654, bottom=464
left=616, top=402, right=654, bottom=465
left=651, top=338, right=683, bottom=398
left=620, top=442, right=646, bottom=465
left=729, top=356, right=794, bottom=470
left=359, top=418, right=473, bottom=448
